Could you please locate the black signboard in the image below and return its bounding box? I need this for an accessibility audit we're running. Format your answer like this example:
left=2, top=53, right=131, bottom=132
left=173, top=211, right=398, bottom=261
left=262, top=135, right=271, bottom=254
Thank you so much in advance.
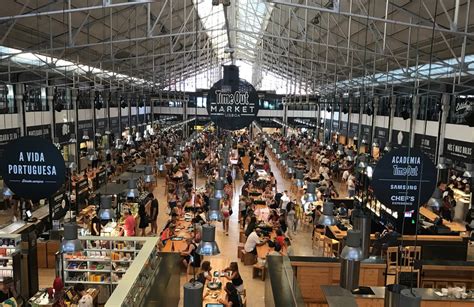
left=257, top=117, right=282, bottom=128
left=27, top=125, right=52, bottom=140
left=95, top=169, right=107, bottom=189
left=325, top=119, right=331, bottom=130
left=207, top=78, right=259, bottom=130
left=443, top=139, right=474, bottom=163
left=54, top=122, right=75, bottom=144
left=121, top=116, right=129, bottom=130
left=49, top=189, right=66, bottom=221
left=375, top=127, right=389, bottom=149
left=96, top=118, right=107, bottom=135
left=131, top=115, right=138, bottom=128
left=0, top=128, right=20, bottom=160
left=75, top=178, right=89, bottom=211
left=340, top=122, right=348, bottom=136
left=391, top=129, right=410, bottom=148
left=0, top=136, right=66, bottom=200
left=77, top=120, right=93, bottom=140
left=414, top=134, right=437, bottom=162
left=372, top=147, right=437, bottom=209
left=349, top=123, right=359, bottom=137
left=453, top=97, right=474, bottom=125
left=332, top=120, right=339, bottom=131
left=110, top=117, right=119, bottom=134
left=361, top=125, right=372, bottom=141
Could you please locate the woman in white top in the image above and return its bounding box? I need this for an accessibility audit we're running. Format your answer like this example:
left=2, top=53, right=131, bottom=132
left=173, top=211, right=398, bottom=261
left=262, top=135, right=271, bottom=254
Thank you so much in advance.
left=221, top=197, right=231, bottom=236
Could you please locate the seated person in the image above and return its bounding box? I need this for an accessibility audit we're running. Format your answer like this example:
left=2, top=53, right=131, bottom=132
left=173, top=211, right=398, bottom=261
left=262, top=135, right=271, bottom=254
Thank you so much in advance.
left=160, top=224, right=176, bottom=246
left=371, top=224, right=400, bottom=256
left=274, top=229, right=286, bottom=248
left=217, top=282, right=242, bottom=307
left=268, top=243, right=283, bottom=256
left=196, top=261, right=212, bottom=285
left=244, top=228, right=267, bottom=255
left=223, top=262, right=244, bottom=293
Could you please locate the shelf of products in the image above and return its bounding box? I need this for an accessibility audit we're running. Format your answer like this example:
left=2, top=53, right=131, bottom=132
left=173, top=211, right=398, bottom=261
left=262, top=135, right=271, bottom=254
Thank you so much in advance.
left=0, top=234, right=21, bottom=282
left=62, top=238, right=141, bottom=288
left=103, top=237, right=160, bottom=307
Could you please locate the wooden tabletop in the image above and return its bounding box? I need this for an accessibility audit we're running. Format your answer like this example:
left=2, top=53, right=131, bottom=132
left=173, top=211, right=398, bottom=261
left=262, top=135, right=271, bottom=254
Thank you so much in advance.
left=202, top=258, right=230, bottom=306
left=161, top=219, right=192, bottom=252
left=419, top=207, right=466, bottom=232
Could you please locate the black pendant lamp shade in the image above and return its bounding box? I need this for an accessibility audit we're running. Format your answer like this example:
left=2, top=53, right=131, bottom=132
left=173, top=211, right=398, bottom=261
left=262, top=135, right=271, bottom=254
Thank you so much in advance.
left=295, top=169, right=304, bottom=188
left=125, top=179, right=139, bottom=198
left=196, top=224, right=220, bottom=256
left=318, top=201, right=336, bottom=226
left=99, top=195, right=115, bottom=221
left=340, top=230, right=364, bottom=261
left=304, top=182, right=317, bottom=203
left=214, top=179, right=225, bottom=199
left=143, top=165, right=156, bottom=183
left=60, top=223, right=83, bottom=253
left=207, top=198, right=223, bottom=222
left=183, top=281, right=203, bottom=307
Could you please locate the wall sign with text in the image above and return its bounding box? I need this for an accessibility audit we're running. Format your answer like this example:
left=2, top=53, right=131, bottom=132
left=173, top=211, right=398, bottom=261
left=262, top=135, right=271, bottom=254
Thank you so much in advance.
left=443, top=138, right=474, bottom=163
left=371, top=147, right=437, bottom=209
left=27, top=125, right=52, bottom=140
left=207, top=79, right=259, bottom=130
left=414, top=134, right=437, bottom=162
left=1, top=136, right=65, bottom=200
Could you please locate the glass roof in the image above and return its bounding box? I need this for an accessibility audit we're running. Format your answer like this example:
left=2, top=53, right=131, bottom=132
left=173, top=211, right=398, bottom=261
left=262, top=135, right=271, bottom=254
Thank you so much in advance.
left=194, top=0, right=228, bottom=59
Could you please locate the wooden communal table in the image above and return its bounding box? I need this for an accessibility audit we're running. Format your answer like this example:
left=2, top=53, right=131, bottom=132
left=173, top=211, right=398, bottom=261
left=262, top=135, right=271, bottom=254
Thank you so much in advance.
left=202, top=257, right=230, bottom=306
left=161, top=219, right=192, bottom=252
left=419, top=207, right=466, bottom=232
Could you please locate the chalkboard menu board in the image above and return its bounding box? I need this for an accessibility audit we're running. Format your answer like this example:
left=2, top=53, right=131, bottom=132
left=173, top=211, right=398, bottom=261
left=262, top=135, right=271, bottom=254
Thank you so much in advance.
left=95, top=169, right=107, bottom=189
left=414, top=134, right=437, bottom=163
left=349, top=123, right=359, bottom=137
left=49, top=190, right=66, bottom=221
left=75, top=179, right=89, bottom=211
left=443, top=139, right=474, bottom=163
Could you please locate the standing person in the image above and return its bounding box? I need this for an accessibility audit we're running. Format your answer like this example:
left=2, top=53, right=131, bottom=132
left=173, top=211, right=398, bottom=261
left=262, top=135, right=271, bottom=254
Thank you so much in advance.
left=280, top=190, right=290, bottom=211
left=73, top=283, right=94, bottom=307
left=347, top=173, right=356, bottom=198
left=293, top=202, right=302, bottom=233
left=149, top=193, right=159, bottom=235
left=269, top=172, right=277, bottom=193
left=221, top=197, right=231, bottom=236
left=138, top=203, right=149, bottom=236
left=120, top=210, right=136, bottom=236
left=238, top=196, right=247, bottom=229
left=286, top=202, right=296, bottom=239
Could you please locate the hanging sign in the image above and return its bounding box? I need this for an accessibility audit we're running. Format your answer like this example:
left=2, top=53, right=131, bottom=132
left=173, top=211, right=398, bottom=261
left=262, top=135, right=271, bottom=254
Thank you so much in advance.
left=349, top=123, right=359, bottom=137
left=54, top=122, right=75, bottom=144
left=27, top=125, right=52, bottom=140
left=0, top=136, right=66, bottom=200
left=443, top=138, right=473, bottom=163
left=414, top=134, right=437, bottom=162
left=391, top=129, right=410, bottom=148
left=110, top=117, right=120, bottom=134
left=371, top=147, right=437, bottom=209
left=340, top=122, right=348, bottom=135
left=375, top=127, right=389, bottom=149
left=0, top=128, right=20, bottom=160
left=96, top=118, right=107, bottom=135
left=207, top=79, right=259, bottom=130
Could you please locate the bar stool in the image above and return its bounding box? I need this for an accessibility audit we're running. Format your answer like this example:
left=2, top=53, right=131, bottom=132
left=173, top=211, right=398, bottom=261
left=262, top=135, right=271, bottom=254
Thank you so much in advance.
left=323, top=237, right=340, bottom=257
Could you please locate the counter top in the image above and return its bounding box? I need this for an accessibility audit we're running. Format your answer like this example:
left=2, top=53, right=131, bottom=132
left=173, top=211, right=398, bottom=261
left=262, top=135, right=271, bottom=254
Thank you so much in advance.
left=321, top=286, right=474, bottom=303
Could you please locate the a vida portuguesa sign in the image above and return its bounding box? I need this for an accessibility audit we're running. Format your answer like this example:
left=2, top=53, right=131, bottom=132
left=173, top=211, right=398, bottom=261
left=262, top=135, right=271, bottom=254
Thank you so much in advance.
left=1, top=136, right=65, bottom=200
left=371, top=147, right=436, bottom=209
left=207, top=79, right=259, bottom=130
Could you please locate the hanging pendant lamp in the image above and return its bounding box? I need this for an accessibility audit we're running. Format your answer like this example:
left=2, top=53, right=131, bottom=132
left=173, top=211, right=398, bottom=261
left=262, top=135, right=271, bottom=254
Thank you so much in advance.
left=99, top=195, right=115, bottom=221
left=125, top=179, right=139, bottom=198
left=214, top=180, right=225, bottom=199
left=295, top=169, right=305, bottom=188
left=156, top=157, right=166, bottom=171
left=207, top=198, right=223, bottom=222
left=143, top=165, right=156, bottom=183
left=60, top=223, right=83, bottom=253
left=318, top=201, right=336, bottom=226
left=196, top=224, right=220, bottom=256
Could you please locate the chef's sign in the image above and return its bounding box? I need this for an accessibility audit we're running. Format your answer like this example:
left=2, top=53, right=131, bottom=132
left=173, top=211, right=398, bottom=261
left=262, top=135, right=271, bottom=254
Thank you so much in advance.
left=1, top=136, right=65, bottom=200
left=207, top=79, right=259, bottom=130
left=371, top=147, right=436, bottom=209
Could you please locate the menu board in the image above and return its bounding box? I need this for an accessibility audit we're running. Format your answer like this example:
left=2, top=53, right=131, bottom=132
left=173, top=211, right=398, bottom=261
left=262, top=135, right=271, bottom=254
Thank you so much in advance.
left=332, top=120, right=339, bottom=132
left=95, top=169, right=107, bottom=189
left=340, top=122, right=348, bottom=136
left=110, top=117, right=120, bottom=135
left=349, top=123, right=359, bottom=137
left=49, top=189, right=66, bottom=221
left=96, top=118, right=107, bottom=135
left=0, top=128, right=20, bottom=160
left=443, top=139, right=474, bottom=163
left=414, top=134, right=437, bottom=163
left=77, top=120, right=93, bottom=140
left=375, top=127, right=389, bottom=149
left=361, top=125, right=372, bottom=142
left=121, top=116, right=129, bottom=131
left=27, top=125, right=52, bottom=140
left=75, top=179, right=89, bottom=211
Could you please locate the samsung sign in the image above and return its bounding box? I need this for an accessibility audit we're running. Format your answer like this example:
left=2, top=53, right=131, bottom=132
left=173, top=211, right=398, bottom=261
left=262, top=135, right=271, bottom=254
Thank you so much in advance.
left=371, top=148, right=436, bottom=209
left=207, top=65, right=259, bottom=130
left=1, top=136, right=65, bottom=200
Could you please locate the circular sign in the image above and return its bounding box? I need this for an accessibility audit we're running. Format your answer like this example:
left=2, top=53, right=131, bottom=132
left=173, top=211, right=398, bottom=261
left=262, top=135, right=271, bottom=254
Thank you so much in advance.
left=206, top=79, right=259, bottom=130
left=371, top=147, right=437, bottom=210
left=1, top=136, right=66, bottom=200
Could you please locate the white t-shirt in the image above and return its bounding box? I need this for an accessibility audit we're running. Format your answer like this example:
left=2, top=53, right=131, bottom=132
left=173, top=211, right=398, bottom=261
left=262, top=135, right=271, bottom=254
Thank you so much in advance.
left=281, top=193, right=290, bottom=209
left=342, top=170, right=350, bottom=181
left=78, top=294, right=94, bottom=307
left=244, top=231, right=261, bottom=252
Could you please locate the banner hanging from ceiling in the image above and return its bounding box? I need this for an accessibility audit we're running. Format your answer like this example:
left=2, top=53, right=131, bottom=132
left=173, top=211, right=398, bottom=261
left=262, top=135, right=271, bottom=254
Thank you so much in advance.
left=371, top=147, right=436, bottom=210
left=1, top=136, right=66, bottom=200
left=206, top=65, right=259, bottom=130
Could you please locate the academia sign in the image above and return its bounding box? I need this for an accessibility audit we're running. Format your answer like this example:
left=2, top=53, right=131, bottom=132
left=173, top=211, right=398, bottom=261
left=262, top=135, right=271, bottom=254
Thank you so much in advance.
left=207, top=79, right=259, bottom=130
left=1, top=136, right=66, bottom=200
left=371, top=147, right=436, bottom=209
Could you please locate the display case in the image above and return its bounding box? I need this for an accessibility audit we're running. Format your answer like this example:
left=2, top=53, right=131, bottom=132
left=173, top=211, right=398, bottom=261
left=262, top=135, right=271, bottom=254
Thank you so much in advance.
left=61, top=237, right=144, bottom=294
left=0, top=234, right=21, bottom=282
